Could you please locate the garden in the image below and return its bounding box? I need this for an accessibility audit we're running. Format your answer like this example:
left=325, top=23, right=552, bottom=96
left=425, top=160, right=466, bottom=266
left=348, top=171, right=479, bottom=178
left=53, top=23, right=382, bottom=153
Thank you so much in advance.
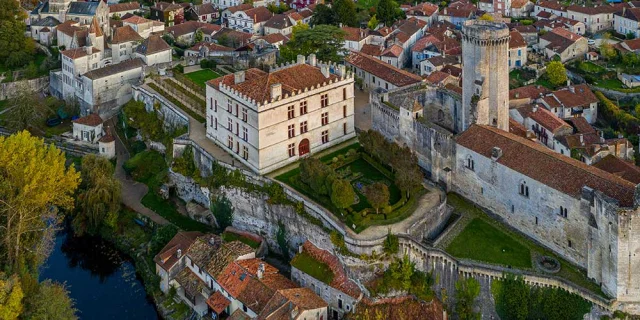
left=276, top=130, right=426, bottom=233
left=184, top=68, right=221, bottom=88
left=290, top=250, right=335, bottom=285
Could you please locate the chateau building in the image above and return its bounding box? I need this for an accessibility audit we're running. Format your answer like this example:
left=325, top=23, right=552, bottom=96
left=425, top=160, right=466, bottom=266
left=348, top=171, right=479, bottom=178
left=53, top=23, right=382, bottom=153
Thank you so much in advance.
left=206, top=55, right=356, bottom=174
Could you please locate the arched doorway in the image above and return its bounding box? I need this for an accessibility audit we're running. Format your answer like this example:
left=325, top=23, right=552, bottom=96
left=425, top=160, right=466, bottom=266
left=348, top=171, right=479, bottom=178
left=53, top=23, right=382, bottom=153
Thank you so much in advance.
left=299, top=139, right=310, bottom=156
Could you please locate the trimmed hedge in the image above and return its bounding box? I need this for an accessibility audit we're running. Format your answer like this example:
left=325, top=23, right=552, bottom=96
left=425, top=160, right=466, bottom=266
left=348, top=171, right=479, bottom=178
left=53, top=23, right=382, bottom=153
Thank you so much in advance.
left=148, top=82, right=206, bottom=123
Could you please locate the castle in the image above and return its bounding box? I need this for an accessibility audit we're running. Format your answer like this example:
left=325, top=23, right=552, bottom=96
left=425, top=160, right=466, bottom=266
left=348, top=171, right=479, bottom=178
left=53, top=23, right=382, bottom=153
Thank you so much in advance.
left=370, top=20, right=640, bottom=312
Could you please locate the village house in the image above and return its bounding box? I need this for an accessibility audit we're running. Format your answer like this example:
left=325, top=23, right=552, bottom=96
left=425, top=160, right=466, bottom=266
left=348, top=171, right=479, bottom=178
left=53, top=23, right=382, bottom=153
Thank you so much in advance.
left=206, top=54, right=355, bottom=174
left=134, top=34, right=172, bottom=66
left=291, top=241, right=363, bottom=320
left=534, top=16, right=586, bottom=35
left=185, top=42, right=236, bottom=60
left=110, top=25, right=144, bottom=64
left=30, top=16, right=60, bottom=45
left=221, top=4, right=253, bottom=24
left=263, top=13, right=297, bottom=36
left=71, top=113, right=104, bottom=143
left=508, top=30, right=527, bottom=69
left=255, top=33, right=290, bottom=48
left=341, top=27, right=371, bottom=52
left=425, top=69, right=460, bottom=87
left=122, top=15, right=165, bottom=39
left=539, top=84, right=598, bottom=123
left=346, top=51, right=423, bottom=90
left=358, top=43, right=406, bottom=69
left=150, top=2, right=186, bottom=26
left=404, top=3, right=439, bottom=25
left=108, top=2, right=140, bottom=18
left=206, top=0, right=242, bottom=10
left=66, top=0, right=110, bottom=35
left=165, top=21, right=222, bottom=45
left=509, top=84, right=551, bottom=107
left=567, top=5, right=617, bottom=34
left=510, top=104, right=573, bottom=150
left=420, top=54, right=461, bottom=76
left=538, top=27, right=587, bottom=62
left=211, top=27, right=253, bottom=48
left=533, top=0, right=567, bottom=18
left=438, top=6, right=476, bottom=27
left=511, top=0, right=534, bottom=17
left=185, top=3, right=218, bottom=23
left=615, top=7, right=640, bottom=38
left=615, top=37, right=640, bottom=54
left=227, top=6, right=273, bottom=35
left=511, top=25, right=538, bottom=46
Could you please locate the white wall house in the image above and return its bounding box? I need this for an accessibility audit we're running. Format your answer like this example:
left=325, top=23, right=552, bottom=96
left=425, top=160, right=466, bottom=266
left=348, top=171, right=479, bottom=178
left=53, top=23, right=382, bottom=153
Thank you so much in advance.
left=567, top=5, right=617, bottom=34
left=615, top=8, right=640, bottom=38
left=72, top=114, right=104, bottom=143
left=227, top=7, right=272, bottom=35
left=345, top=51, right=423, bottom=90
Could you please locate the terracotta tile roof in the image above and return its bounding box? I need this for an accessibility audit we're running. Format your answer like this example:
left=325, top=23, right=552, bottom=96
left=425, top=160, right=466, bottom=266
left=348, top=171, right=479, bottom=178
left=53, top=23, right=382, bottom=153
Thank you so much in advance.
left=412, top=34, right=440, bottom=52
left=258, top=32, right=289, bottom=44
left=513, top=25, right=537, bottom=33
left=509, top=85, right=550, bottom=100
left=151, top=1, right=183, bottom=12
left=593, top=155, right=640, bottom=184
left=122, top=15, right=154, bottom=25
left=56, top=20, right=85, bottom=37
left=509, top=118, right=529, bottom=137
left=207, top=291, right=231, bottom=314
left=433, top=37, right=462, bottom=54
left=426, top=21, right=458, bottom=40
left=370, top=26, right=393, bottom=37
left=226, top=3, right=253, bottom=13
left=444, top=83, right=462, bottom=94
left=381, top=44, right=404, bottom=57
left=550, top=84, right=598, bottom=108
left=188, top=41, right=234, bottom=52
left=536, top=11, right=554, bottom=18
left=509, top=30, right=527, bottom=48
left=511, top=0, right=530, bottom=9
left=349, top=296, right=445, bottom=320
left=426, top=71, right=453, bottom=84
left=288, top=12, right=304, bottom=21
left=537, top=1, right=566, bottom=11
left=109, top=2, right=140, bottom=13
left=278, top=288, right=328, bottom=311
left=540, top=27, right=583, bottom=54
left=175, top=267, right=207, bottom=298
left=440, top=7, right=474, bottom=18
left=518, top=105, right=572, bottom=134
left=542, top=95, right=561, bottom=108
left=341, top=27, right=369, bottom=42
left=228, top=310, right=251, bottom=320
left=98, top=131, right=115, bottom=143
left=621, top=38, right=640, bottom=51
left=441, top=64, right=462, bottom=77
left=618, top=7, right=640, bottom=21
left=73, top=113, right=103, bottom=126
left=456, top=125, right=638, bottom=207
left=136, top=34, right=171, bottom=55
left=153, top=231, right=202, bottom=271
left=209, top=63, right=341, bottom=103
left=167, top=21, right=215, bottom=37
left=426, top=55, right=459, bottom=67
left=565, top=117, right=595, bottom=134
left=61, top=47, right=100, bottom=59
left=41, top=27, right=50, bottom=32
left=406, top=2, right=439, bottom=16
left=567, top=4, right=618, bottom=14
left=211, top=28, right=252, bottom=48
left=361, top=44, right=384, bottom=56
left=191, top=3, right=216, bottom=15
left=298, top=241, right=363, bottom=299
left=111, top=25, right=143, bottom=44
left=345, top=51, right=422, bottom=87
left=244, top=6, right=274, bottom=23
left=264, top=14, right=293, bottom=29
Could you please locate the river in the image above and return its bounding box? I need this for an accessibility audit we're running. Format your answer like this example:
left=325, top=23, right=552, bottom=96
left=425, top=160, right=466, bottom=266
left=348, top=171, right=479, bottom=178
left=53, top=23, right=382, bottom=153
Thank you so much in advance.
left=40, top=228, right=160, bottom=320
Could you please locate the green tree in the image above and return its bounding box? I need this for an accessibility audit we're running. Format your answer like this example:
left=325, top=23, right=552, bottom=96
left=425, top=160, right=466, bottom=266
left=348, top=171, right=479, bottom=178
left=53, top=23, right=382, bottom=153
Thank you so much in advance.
left=330, top=179, right=355, bottom=209
left=24, top=280, right=77, bottom=320
left=299, top=157, right=335, bottom=196
left=455, top=277, right=481, bottom=320
left=333, top=0, right=358, bottom=27
left=0, top=274, right=23, bottom=320
left=310, top=4, right=337, bottom=26
left=376, top=0, right=403, bottom=26
left=3, top=84, right=51, bottom=132
left=280, top=25, right=347, bottom=63
left=382, top=230, right=399, bottom=255
left=149, top=225, right=178, bottom=256
left=173, top=145, right=200, bottom=178
left=600, top=33, right=618, bottom=61
left=392, top=147, right=422, bottom=197
left=492, top=274, right=529, bottom=320
left=368, top=15, right=379, bottom=30
left=211, top=194, right=234, bottom=230
left=74, top=155, right=121, bottom=236
left=194, top=29, right=203, bottom=43
left=546, top=61, right=568, bottom=87
left=364, top=182, right=390, bottom=214
left=0, top=131, right=80, bottom=271
left=276, top=221, right=289, bottom=259
left=0, top=0, right=36, bottom=68
left=290, top=22, right=309, bottom=41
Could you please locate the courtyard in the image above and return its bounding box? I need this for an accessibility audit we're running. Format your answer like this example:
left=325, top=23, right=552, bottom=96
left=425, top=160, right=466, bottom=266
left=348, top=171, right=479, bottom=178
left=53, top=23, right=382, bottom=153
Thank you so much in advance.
left=275, top=142, right=427, bottom=233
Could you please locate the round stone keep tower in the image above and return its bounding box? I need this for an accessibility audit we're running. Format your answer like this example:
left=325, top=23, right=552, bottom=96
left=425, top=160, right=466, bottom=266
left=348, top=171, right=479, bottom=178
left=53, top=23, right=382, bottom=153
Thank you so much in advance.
left=461, top=20, right=510, bottom=132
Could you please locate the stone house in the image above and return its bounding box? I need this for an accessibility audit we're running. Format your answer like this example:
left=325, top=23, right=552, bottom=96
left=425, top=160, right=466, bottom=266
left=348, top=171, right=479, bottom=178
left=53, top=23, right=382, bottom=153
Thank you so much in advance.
left=437, top=7, right=475, bottom=28
left=57, top=46, right=103, bottom=101
left=291, top=241, right=363, bottom=320
left=185, top=42, right=236, bottom=60
left=538, top=27, right=587, bottom=62
left=567, top=5, right=617, bottom=34
left=346, top=50, right=423, bottom=90
left=206, top=0, right=242, bottom=10
left=66, top=1, right=110, bottom=36
left=614, top=7, right=640, bottom=38
left=511, top=104, right=572, bottom=150
left=256, top=33, right=290, bottom=48
left=108, top=2, right=140, bottom=18
left=533, top=0, right=567, bottom=18
left=420, top=54, right=461, bottom=76
left=98, top=130, right=116, bottom=159
left=534, top=16, right=586, bottom=35
left=206, top=55, right=356, bottom=174
left=154, top=231, right=203, bottom=294
left=134, top=35, right=172, bottom=67
left=615, top=38, right=640, bottom=54
left=122, top=15, right=165, bottom=39
left=341, top=27, right=370, bottom=52
left=72, top=113, right=104, bottom=143
left=150, top=2, right=186, bottom=27
left=508, top=30, right=527, bottom=69
left=165, top=21, right=222, bottom=45
left=30, top=16, right=60, bottom=45
left=539, top=84, right=598, bottom=124
left=405, top=3, right=439, bottom=26
left=512, top=25, right=538, bottom=46
left=185, top=3, right=218, bottom=23
left=263, top=14, right=297, bottom=36
left=227, top=6, right=273, bottom=35
left=210, top=27, right=253, bottom=48
left=221, top=4, right=253, bottom=24
left=511, top=0, right=534, bottom=17
left=360, top=43, right=406, bottom=69
left=110, top=25, right=144, bottom=64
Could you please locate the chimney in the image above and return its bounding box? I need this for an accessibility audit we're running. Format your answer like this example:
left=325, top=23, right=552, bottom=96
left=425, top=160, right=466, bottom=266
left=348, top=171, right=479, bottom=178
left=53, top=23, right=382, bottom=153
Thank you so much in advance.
left=338, top=65, right=346, bottom=77
left=321, top=65, right=330, bottom=78
left=491, top=147, right=503, bottom=161
left=297, top=54, right=305, bottom=64
left=257, top=263, right=265, bottom=279
left=234, top=71, right=245, bottom=84
left=515, top=92, right=520, bottom=98
left=176, top=248, right=182, bottom=258
left=567, top=79, right=571, bottom=87
left=308, top=53, right=316, bottom=67
left=533, top=104, right=538, bottom=112
left=270, top=83, right=282, bottom=100
left=569, top=86, right=575, bottom=93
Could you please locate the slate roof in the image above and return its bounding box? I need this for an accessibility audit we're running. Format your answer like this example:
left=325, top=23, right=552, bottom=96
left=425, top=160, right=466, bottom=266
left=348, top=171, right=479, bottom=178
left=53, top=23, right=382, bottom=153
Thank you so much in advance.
left=109, top=2, right=140, bottom=13
left=31, top=16, right=60, bottom=27
left=83, top=58, right=144, bottom=80
left=68, top=1, right=100, bottom=15
left=72, top=113, right=103, bottom=126
left=136, top=35, right=171, bottom=55
left=209, top=64, right=342, bottom=103
left=345, top=51, right=422, bottom=87
left=456, top=125, right=638, bottom=207
left=111, top=25, right=143, bottom=44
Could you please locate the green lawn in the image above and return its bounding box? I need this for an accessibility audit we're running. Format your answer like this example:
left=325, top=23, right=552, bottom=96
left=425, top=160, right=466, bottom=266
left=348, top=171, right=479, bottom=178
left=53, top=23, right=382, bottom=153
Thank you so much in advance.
left=185, top=69, right=221, bottom=88
left=290, top=251, right=334, bottom=285
left=594, top=79, right=625, bottom=89
left=447, top=218, right=532, bottom=268
left=221, top=231, right=261, bottom=249
left=578, top=61, right=605, bottom=74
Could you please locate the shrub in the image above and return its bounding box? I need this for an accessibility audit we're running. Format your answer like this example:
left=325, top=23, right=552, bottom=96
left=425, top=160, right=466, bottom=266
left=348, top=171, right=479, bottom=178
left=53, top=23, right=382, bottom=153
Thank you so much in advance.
left=383, top=231, right=399, bottom=255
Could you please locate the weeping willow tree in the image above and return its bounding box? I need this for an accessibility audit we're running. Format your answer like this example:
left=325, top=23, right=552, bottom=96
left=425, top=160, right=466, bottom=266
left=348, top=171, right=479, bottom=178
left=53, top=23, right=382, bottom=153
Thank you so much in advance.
left=73, top=155, right=121, bottom=235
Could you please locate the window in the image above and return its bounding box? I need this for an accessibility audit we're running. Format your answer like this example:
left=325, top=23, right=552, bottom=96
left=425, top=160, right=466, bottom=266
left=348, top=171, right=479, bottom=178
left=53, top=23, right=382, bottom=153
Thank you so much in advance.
left=227, top=135, right=233, bottom=148
left=300, top=101, right=307, bottom=115
left=242, top=127, right=248, bottom=141
left=235, top=104, right=239, bottom=117
left=228, top=118, right=232, bottom=131
left=300, top=121, right=308, bottom=134
left=288, top=124, right=295, bottom=138
left=210, top=116, right=214, bottom=127
left=242, top=146, right=248, bottom=160
left=288, top=105, right=295, bottom=119
left=338, top=299, right=343, bottom=309
left=227, top=99, right=232, bottom=112
left=343, top=87, right=347, bottom=100
left=535, top=217, right=538, bottom=225
left=519, top=182, right=529, bottom=197
left=343, top=123, right=347, bottom=135
left=321, top=112, right=328, bottom=126
left=215, top=118, right=218, bottom=129
left=321, top=130, right=329, bottom=144
left=288, top=143, right=295, bottom=157
left=559, top=206, right=568, bottom=218
left=568, top=240, right=572, bottom=248
left=242, top=108, right=247, bottom=122
left=343, top=105, right=347, bottom=118
left=321, top=94, right=328, bottom=107
left=214, top=99, right=218, bottom=111
left=466, top=156, right=474, bottom=171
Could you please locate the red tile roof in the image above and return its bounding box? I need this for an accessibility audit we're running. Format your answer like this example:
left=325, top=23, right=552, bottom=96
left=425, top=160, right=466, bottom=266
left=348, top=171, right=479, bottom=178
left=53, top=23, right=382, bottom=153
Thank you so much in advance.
left=61, top=47, right=100, bottom=59
left=345, top=51, right=422, bottom=87
left=298, top=241, right=363, bottom=299
left=509, top=30, right=527, bottom=48
left=537, top=1, right=566, bottom=11
left=188, top=41, right=234, bottom=52
left=381, top=44, right=404, bottom=57
left=278, top=288, right=328, bottom=311
left=406, top=2, right=439, bottom=16
left=511, top=0, right=530, bottom=9
left=551, top=84, right=598, bottom=108
left=244, top=6, right=274, bottom=23
left=593, top=155, right=640, bottom=184
left=426, top=71, right=453, bottom=85
left=567, top=4, right=618, bottom=14
left=412, top=34, right=440, bottom=52
left=341, top=27, right=369, bottom=42
left=207, top=291, right=231, bottom=314
left=153, top=231, right=203, bottom=271
left=73, top=113, right=103, bottom=126
left=258, top=32, right=289, bottom=44
left=111, top=25, right=143, bottom=44
left=565, top=117, right=595, bottom=134
left=509, top=85, right=550, bottom=100
left=509, top=118, right=529, bottom=138
left=109, top=2, right=139, bottom=13
left=360, top=44, right=384, bottom=56
left=226, top=3, right=253, bottom=13
left=456, top=125, right=638, bottom=207
left=519, top=105, right=572, bottom=134
left=350, top=296, right=445, bottom=320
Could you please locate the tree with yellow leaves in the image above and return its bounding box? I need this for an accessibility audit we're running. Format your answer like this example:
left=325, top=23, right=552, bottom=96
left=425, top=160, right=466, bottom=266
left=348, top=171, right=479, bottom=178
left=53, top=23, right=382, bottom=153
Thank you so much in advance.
left=0, top=274, right=23, bottom=320
left=0, top=131, right=80, bottom=272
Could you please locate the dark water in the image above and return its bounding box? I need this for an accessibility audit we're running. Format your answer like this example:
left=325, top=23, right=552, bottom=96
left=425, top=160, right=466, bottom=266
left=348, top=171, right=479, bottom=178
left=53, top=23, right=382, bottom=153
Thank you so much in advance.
left=40, top=229, right=160, bottom=320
